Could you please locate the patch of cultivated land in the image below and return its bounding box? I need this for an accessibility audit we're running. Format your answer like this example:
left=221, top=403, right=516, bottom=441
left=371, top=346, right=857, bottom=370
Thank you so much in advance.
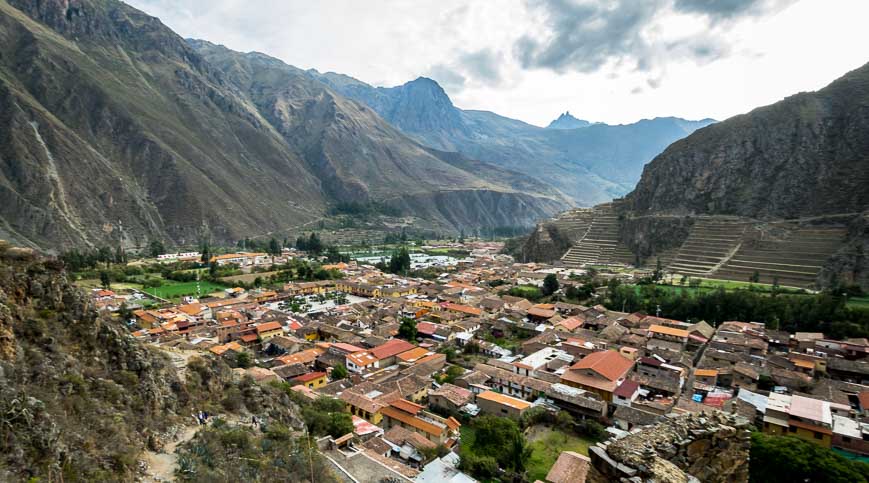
left=141, top=280, right=227, bottom=302
left=220, top=271, right=280, bottom=284
left=525, top=425, right=595, bottom=482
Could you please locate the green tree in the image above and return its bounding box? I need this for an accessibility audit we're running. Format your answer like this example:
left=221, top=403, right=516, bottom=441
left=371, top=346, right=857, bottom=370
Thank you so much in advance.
left=750, top=432, right=869, bottom=483
left=388, top=247, right=411, bottom=274
left=331, top=364, right=348, bottom=380
left=268, top=237, right=281, bottom=256
left=462, top=416, right=531, bottom=475
left=100, top=271, right=111, bottom=289
left=750, top=270, right=760, bottom=283
left=149, top=239, right=165, bottom=258
left=235, top=351, right=252, bottom=369
left=398, top=317, right=417, bottom=341
left=542, top=273, right=560, bottom=296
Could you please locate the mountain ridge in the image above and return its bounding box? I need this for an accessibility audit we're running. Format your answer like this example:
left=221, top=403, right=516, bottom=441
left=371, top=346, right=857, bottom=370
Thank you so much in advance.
left=310, top=68, right=715, bottom=205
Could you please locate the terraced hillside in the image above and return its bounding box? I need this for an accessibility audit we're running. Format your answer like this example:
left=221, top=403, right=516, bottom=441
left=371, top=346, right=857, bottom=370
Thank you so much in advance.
left=560, top=202, right=633, bottom=267
left=714, top=224, right=848, bottom=287
left=667, top=219, right=747, bottom=276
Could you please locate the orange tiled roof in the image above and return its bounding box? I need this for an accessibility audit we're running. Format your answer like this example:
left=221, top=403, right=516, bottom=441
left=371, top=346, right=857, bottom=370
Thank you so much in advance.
left=256, top=321, right=283, bottom=334
left=568, top=350, right=634, bottom=382
left=371, top=339, right=415, bottom=360
left=477, top=390, right=532, bottom=410
left=648, top=324, right=689, bottom=338
left=380, top=406, right=445, bottom=437
left=390, top=399, right=425, bottom=415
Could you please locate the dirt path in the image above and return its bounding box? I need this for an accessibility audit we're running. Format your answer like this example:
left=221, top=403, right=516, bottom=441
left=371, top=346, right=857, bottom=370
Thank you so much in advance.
left=139, top=424, right=199, bottom=482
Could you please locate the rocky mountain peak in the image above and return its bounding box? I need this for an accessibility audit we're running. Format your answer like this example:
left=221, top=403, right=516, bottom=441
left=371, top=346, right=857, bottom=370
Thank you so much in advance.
left=546, top=111, right=592, bottom=129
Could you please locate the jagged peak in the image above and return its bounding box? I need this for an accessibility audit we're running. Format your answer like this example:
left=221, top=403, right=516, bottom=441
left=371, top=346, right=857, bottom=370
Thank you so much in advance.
left=546, top=111, right=591, bottom=129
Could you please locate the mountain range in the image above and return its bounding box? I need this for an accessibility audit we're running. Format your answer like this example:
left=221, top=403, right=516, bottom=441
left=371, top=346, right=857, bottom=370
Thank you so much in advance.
left=311, top=71, right=715, bottom=204
left=0, top=0, right=713, bottom=251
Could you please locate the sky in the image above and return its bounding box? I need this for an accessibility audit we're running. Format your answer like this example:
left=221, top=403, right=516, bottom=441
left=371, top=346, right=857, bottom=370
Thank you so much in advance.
left=126, top=0, right=869, bottom=126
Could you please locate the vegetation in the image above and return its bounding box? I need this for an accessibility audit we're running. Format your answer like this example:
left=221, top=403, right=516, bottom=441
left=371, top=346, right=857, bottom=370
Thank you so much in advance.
left=398, top=317, right=418, bottom=341
left=504, top=284, right=544, bottom=301
left=750, top=432, right=869, bottom=483
left=458, top=416, right=531, bottom=480
left=331, top=364, right=348, bottom=380
left=542, top=273, right=560, bottom=296
left=605, top=281, right=869, bottom=338
left=175, top=421, right=339, bottom=482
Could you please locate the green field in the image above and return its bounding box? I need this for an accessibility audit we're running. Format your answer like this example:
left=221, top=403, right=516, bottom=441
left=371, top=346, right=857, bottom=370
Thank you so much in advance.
left=847, top=297, right=869, bottom=309
left=141, top=280, right=226, bottom=302
left=525, top=425, right=594, bottom=481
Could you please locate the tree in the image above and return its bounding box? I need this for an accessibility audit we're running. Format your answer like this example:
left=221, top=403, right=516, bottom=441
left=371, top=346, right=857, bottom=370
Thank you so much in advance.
left=268, top=237, right=281, bottom=256
left=542, top=273, right=560, bottom=296
left=463, top=340, right=481, bottom=354
left=750, top=270, right=760, bottom=283
left=99, top=271, right=111, bottom=289
left=388, top=247, right=411, bottom=274
left=235, top=351, right=252, bottom=369
left=331, top=364, right=348, bottom=380
left=750, top=432, right=869, bottom=483
left=149, top=240, right=165, bottom=258
left=653, top=258, right=663, bottom=282
left=398, top=317, right=417, bottom=341
left=307, top=233, right=323, bottom=255
left=461, top=416, right=531, bottom=476
left=118, top=302, right=133, bottom=322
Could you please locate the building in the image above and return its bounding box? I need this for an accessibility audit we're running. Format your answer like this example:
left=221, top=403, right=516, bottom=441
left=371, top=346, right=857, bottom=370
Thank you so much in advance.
left=476, top=390, right=532, bottom=418
left=545, top=451, right=590, bottom=483
left=255, top=321, right=283, bottom=341
left=429, top=383, right=473, bottom=412
left=380, top=399, right=461, bottom=445
left=763, top=393, right=833, bottom=447
left=292, top=371, right=328, bottom=389
left=560, top=350, right=635, bottom=402
left=210, top=252, right=270, bottom=267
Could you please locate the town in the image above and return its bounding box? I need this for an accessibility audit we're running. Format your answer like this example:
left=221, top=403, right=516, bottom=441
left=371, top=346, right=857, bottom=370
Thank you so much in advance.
left=79, top=236, right=869, bottom=482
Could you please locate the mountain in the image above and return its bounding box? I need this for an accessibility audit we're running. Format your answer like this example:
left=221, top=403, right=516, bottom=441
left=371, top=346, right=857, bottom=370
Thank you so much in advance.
left=0, top=244, right=306, bottom=480
left=524, top=61, right=869, bottom=289
left=0, top=0, right=564, bottom=251
left=546, top=111, right=591, bottom=129
left=626, top=62, right=869, bottom=219
left=312, top=72, right=715, bottom=205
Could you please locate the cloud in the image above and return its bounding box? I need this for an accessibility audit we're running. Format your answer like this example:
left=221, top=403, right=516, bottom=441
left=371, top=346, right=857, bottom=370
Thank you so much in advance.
left=426, top=63, right=467, bottom=91
left=513, top=0, right=795, bottom=89
left=673, top=0, right=796, bottom=20
left=458, top=48, right=504, bottom=84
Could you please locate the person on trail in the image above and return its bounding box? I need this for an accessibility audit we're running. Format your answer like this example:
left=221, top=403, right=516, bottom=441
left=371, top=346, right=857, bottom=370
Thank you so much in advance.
left=251, top=415, right=258, bottom=427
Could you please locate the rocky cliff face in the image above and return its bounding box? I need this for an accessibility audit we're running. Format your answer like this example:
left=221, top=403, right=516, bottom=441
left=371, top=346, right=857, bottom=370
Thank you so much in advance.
left=0, top=242, right=303, bottom=480
left=0, top=0, right=564, bottom=250
left=546, top=111, right=592, bottom=129
left=587, top=412, right=752, bottom=483
left=626, top=62, right=869, bottom=219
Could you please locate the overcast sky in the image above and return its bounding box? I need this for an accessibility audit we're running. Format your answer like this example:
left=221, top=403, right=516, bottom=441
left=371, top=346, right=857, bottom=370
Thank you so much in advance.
left=126, top=0, right=869, bottom=126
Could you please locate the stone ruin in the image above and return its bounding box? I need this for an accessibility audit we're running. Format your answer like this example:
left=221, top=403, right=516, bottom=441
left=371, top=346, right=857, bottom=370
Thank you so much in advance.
left=586, top=411, right=751, bottom=483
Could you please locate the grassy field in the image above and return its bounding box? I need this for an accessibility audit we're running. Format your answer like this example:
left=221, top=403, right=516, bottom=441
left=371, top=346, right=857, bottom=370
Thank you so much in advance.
left=76, top=279, right=144, bottom=291
left=221, top=271, right=279, bottom=284
left=525, top=425, right=595, bottom=482
left=847, top=297, right=869, bottom=309
left=141, top=280, right=226, bottom=302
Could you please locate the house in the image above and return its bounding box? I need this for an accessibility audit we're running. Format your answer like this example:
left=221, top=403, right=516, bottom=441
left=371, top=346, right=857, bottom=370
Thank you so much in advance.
left=694, top=368, right=719, bottom=387
left=396, top=347, right=434, bottom=364
left=763, top=393, right=833, bottom=447
left=380, top=399, right=461, bottom=444
left=256, top=321, right=283, bottom=341
left=476, top=390, right=532, bottom=418
left=560, top=350, right=635, bottom=402
left=383, top=426, right=436, bottom=464
left=612, top=379, right=640, bottom=407
left=210, top=252, right=270, bottom=267
left=545, top=451, right=590, bottom=483
left=340, top=382, right=401, bottom=424
left=292, top=371, right=328, bottom=389
left=371, top=339, right=416, bottom=367
left=346, top=350, right=379, bottom=373
left=647, top=324, right=689, bottom=349
left=512, top=347, right=573, bottom=377
left=429, top=383, right=473, bottom=412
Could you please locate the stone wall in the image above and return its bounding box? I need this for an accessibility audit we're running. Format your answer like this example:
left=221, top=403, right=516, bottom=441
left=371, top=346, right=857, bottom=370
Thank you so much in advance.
left=586, top=411, right=751, bottom=483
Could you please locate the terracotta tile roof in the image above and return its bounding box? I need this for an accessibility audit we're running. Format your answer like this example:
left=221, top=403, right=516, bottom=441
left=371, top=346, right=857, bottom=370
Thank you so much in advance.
left=347, top=351, right=378, bottom=367
left=477, top=390, right=532, bottom=410
left=293, top=371, right=327, bottom=383
left=256, top=321, right=283, bottom=334
left=340, top=391, right=386, bottom=415
left=396, top=347, right=432, bottom=362
left=384, top=426, right=436, bottom=450
left=527, top=307, right=557, bottom=319
left=648, top=324, right=689, bottom=338
left=380, top=406, right=445, bottom=437
left=546, top=451, right=590, bottom=483
left=276, top=348, right=323, bottom=365
left=331, top=342, right=365, bottom=353
left=694, top=369, right=719, bottom=377
left=240, top=333, right=259, bottom=343
left=371, top=339, right=415, bottom=360
left=389, top=399, right=425, bottom=415
left=442, top=302, right=482, bottom=316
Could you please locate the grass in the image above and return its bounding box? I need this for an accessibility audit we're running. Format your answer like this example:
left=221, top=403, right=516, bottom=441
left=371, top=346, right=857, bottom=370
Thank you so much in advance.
left=847, top=297, right=869, bottom=309
left=141, top=280, right=226, bottom=302
left=77, top=279, right=144, bottom=291
left=525, top=425, right=595, bottom=482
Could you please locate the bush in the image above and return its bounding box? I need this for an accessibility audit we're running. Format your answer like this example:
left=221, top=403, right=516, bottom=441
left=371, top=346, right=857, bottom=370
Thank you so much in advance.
left=750, top=432, right=869, bottom=483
